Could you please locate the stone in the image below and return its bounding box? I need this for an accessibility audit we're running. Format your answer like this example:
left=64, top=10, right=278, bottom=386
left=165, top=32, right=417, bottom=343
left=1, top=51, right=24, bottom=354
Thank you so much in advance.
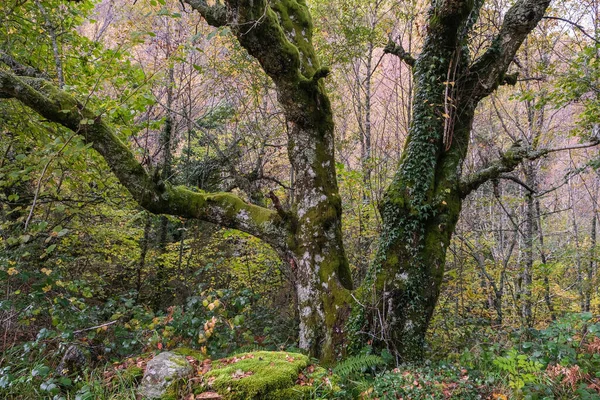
left=138, top=351, right=194, bottom=399
left=56, top=345, right=89, bottom=376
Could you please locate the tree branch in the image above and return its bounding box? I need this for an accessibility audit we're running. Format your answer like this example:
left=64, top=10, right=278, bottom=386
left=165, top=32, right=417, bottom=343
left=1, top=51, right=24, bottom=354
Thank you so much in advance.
left=468, top=0, right=551, bottom=100
left=383, top=38, right=415, bottom=67
left=184, top=0, right=227, bottom=27
left=543, top=16, right=600, bottom=45
left=459, top=139, right=600, bottom=197
left=185, top=0, right=322, bottom=83
left=0, top=50, right=48, bottom=78
left=498, top=174, right=536, bottom=193
left=0, top=71, right=287, bottom=249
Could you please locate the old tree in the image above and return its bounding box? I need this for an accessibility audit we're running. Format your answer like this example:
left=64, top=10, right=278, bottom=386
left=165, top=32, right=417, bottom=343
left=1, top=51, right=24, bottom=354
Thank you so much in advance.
left=0, top=0, right=557, bottom=362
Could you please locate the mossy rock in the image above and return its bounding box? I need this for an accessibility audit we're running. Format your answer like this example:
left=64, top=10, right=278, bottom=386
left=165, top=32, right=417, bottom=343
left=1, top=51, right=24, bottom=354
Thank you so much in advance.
left=199, top=351, right=310, bottom=400
left=138, top=351, right=194, bottom=399
left=264, top=384, right=314, bottom=399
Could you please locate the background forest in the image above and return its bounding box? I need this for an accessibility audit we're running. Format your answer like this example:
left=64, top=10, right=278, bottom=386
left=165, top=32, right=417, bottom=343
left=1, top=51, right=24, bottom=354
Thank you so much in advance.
left=1, top=0, right=600, bottom=398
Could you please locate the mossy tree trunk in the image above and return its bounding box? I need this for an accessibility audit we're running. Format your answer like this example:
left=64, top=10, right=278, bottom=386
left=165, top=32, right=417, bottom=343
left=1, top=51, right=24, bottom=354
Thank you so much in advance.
left=185, top=0, right=355, bottom=362
left=370, top=0, right=551, bottom=361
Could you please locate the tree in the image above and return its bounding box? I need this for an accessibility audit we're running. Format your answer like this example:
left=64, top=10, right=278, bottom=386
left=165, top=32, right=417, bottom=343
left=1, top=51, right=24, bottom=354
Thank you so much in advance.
left=1, top=0, right=353, bottom=363
left=1, top=0, right=582, bottom=363
left=367, top=0, right=553, bottom=360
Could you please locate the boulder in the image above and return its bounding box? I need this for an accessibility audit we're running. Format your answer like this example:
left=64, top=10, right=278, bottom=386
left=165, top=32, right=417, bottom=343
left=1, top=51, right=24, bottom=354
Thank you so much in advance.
left=138, top=351, right=194, bottom=399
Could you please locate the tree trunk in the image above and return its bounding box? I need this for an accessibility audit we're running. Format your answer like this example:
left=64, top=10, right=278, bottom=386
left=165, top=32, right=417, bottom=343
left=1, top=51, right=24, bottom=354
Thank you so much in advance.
left=367, top=0, right=550, bottom=361
left=536, top=198, right=555, bottom=320
left=369, top=22, right=478, bottom=354
left=520, top=161, right=535, bottom=328
left=193, top=0, right=356, bottom=362
left=281, top=82, right=353, bottom=362
left=153, top=65, right=175, bottom=311
left=585, top=176, right=598, bottom=312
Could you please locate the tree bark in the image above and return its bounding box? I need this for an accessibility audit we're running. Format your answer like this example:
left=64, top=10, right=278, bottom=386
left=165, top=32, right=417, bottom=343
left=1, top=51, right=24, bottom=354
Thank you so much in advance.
left=188, top=0, right=355, bottom=361
left=367, top=0, right=551, bottom=361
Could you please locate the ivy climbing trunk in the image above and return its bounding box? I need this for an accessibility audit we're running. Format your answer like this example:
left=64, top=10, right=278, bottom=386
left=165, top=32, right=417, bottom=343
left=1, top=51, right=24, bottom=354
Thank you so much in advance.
left=368, top=0, right=551, bottom=361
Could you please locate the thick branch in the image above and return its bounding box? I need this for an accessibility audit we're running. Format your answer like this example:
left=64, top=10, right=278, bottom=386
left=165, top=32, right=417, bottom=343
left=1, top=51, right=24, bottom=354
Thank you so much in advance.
left=0, top=71, right=287, bottom=248
left=383, top=39, right=415, bottom=67
left=468, top=0, right=551, bottom=100
left=0, top=50, right=48, bottom=78
left=460, top=143, right=529, bottom=197
left=185, top=0, right=321, bottom=83
left=460, top=140, right=600, bottom=197
left=184, top=0, right=227, bottom=27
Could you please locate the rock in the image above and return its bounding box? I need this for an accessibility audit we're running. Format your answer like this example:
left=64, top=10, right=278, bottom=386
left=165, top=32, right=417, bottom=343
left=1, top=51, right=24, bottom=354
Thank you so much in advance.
left=201, top=351, right=310, bottom=400
left=138, top=351, right=194, bottom=399
left=56, top=345, right=90, bottom=376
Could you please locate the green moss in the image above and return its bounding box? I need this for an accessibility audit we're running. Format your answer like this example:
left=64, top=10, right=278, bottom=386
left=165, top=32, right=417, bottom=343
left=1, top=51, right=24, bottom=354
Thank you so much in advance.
left=265, top=385, right=313, bottom=399
left=118, top=366, right=144, bottom=387
left=160, top=383, right=179, bottom=400
left=170, top=355, right=191, bottom=367
left=172, top=347, right=205, bottom=361
left=201, top=351, right=310, bottom=400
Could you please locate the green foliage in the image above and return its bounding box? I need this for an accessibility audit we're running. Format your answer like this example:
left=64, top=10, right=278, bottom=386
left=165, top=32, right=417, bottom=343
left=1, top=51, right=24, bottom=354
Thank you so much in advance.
left=438, top=313, right=600, bottom=399
left=493, top=349, right=543, bottom=390
left=369, top=363, right=493, bottom=399
left=333, top=354, right=385, bottom=378
left=553, top=44, right=600, bottom=137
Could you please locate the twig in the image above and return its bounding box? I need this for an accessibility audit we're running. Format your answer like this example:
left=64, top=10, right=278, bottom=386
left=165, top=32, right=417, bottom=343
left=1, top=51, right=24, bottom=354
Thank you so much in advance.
left=24, top=134, right=77, bottom=231
left=543, top=16, right=600, bottom=45
left=73, top=320, right=117, bottom=335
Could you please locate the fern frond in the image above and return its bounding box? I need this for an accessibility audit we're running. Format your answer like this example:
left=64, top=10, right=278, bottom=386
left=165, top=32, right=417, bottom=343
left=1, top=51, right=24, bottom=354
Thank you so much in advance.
left=333, top=354, right=385, bottom=378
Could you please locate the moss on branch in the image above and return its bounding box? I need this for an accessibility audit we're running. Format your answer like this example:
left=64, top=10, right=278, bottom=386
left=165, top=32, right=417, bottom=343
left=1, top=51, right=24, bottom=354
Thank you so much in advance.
left=0, top=71, right=287, bottom=249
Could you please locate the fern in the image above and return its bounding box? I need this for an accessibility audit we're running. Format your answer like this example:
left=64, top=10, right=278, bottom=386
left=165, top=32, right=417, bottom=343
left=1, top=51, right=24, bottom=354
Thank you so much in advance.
left=333, top=354, right=385, bottom=378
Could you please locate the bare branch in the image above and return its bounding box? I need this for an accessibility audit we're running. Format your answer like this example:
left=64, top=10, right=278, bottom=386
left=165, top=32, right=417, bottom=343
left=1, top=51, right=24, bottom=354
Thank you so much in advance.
left=498, top=174, right=535, bottom=193
left=543, top=16, right=600, bottom=45
left=460, top=139, right=600, bottom=197
left=468, top=0, right=551, bottom=100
